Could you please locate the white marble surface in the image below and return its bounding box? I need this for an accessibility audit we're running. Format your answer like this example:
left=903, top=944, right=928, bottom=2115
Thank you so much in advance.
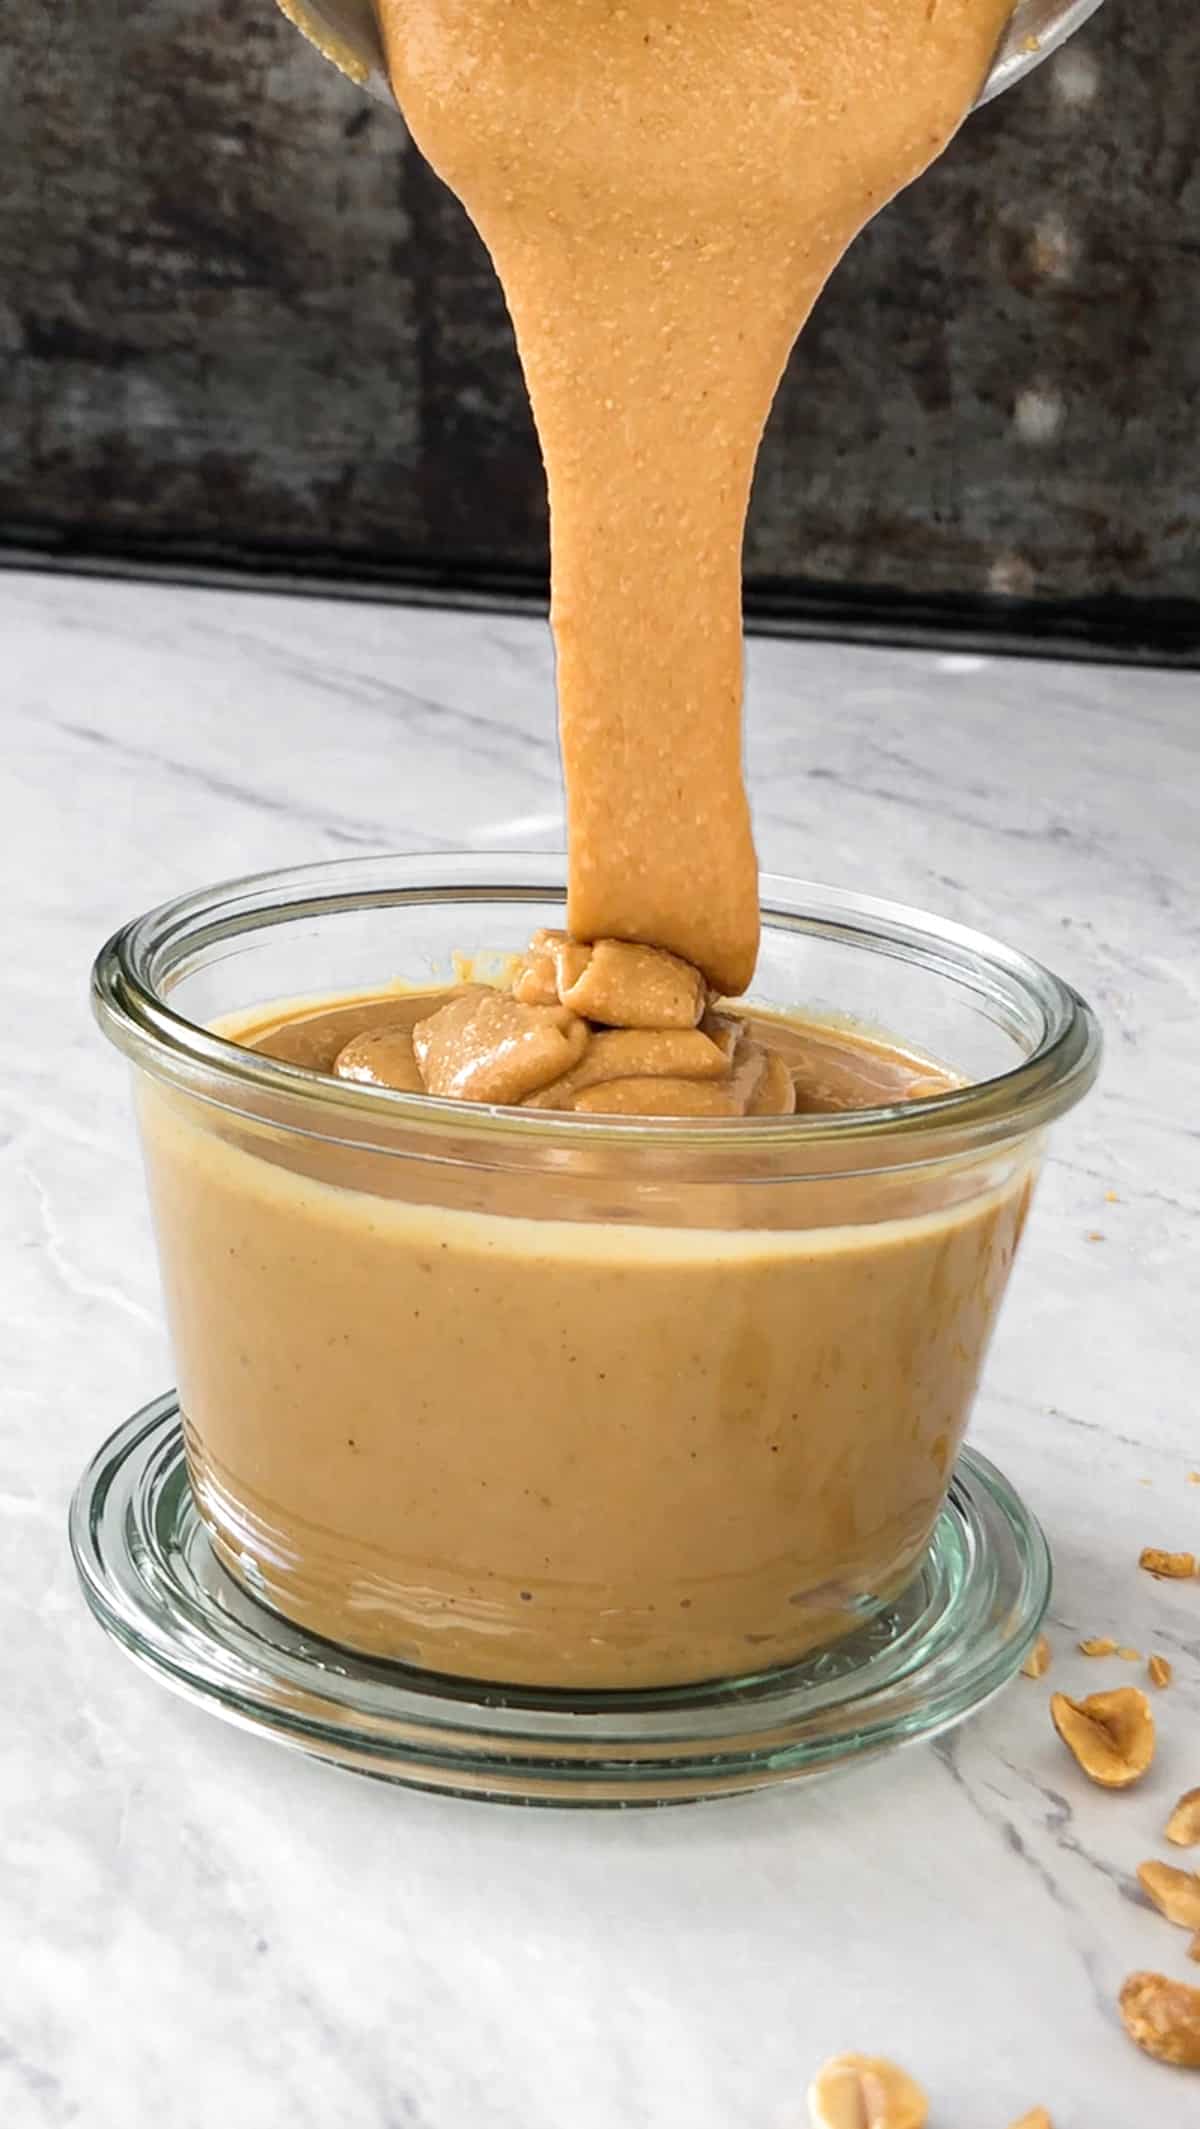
left=4, top=564, right=1199, bottom=2128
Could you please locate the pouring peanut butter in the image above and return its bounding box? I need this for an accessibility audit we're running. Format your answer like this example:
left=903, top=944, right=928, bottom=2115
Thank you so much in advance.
left=375, top=0, right=1012, bottom=997
left=131, top=0, right=1038, bottom=1693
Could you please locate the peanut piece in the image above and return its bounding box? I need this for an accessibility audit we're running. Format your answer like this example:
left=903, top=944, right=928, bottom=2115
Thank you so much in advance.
left=1008, top=2112, right=1052, bottom=2129
left=1020, top=1633, right=1051, bottom=1679
left=1139, top=1547, right=1197, bottom=1579
left=1166, top=1788, right=1200, bottom=1847
left=1191, top=1934, right=1200, bottom=1964
left=1078, top=1636, right=1117, bottom=1657
left=1118, top=1971, right=1200, bottom=2069
left=1049, top=1687, right=1155, bottom=1787
left=806, top=2055, right=927, bottom=2129
left=1138, top=1860, right=1200, bottom=1931
left=1117, top=1645, right=1141, bottom=1662
left=1148, top=1653, right=1173, bottom=1689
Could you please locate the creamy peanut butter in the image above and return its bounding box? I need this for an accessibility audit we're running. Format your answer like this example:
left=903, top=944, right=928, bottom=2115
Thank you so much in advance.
left=375, top=0, right=1011, bottom=991
left=138, top=990, right=1031, bottom=1687
left=327, top=933, right=804, bottom=1115
left=136, top=0, right=1034, bottom=1691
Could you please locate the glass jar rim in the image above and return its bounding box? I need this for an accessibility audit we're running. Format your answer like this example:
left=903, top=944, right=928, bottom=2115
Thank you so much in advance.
left=91, top=853, right=1100, bottom=1159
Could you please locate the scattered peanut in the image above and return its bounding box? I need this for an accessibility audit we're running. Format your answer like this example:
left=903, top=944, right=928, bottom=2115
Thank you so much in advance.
left=1137, top=1860, right=1200, bottom=1931
left=1117, top=1645, right=1141, bottom=1662
left=1118, top=1971, right=1200, bottom=2069
left=1078, top=1636, right=1117, bottom=1657
left=1008, top=2112, right=1052, bottom=2129
left=1191, top=1934, right=1200, bottom=1965
left=1139, top=1547, right=1197, bottom=1580
left=806, top=2054, right=927, bottom=2129
left=1049, top=1687, right=1155, bottom=1788
left=1148, top=1653, right=1173, bottom=1689
left=1021, top=1633, right=1052, bottom=1679
left=1167, top=1790, right=1200, bottom=1847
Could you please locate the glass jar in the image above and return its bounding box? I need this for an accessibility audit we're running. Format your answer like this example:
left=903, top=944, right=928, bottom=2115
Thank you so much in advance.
left=92, top=856, right=1098, bottom=1694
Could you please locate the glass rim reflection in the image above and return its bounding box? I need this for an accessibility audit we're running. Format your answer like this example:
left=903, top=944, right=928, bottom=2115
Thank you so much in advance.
left=91, top=853, right=1100, bottom=1162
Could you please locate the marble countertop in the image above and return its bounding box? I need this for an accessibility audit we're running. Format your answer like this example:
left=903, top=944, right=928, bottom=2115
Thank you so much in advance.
left=5, top=565, right=1198, bottom=2128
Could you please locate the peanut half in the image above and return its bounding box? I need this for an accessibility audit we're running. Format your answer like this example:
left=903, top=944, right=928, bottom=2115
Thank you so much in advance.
left=806, top=2054, right=927, bottom=2129
left=1118, top=1972, right=1200, bottom=2069
left=1167, top=1789, right=1200, bottom=1847
left=1139, top=1547, right=1197, bottom=1579
left=1138, top=1860, right=1200, bottom=1931
left=1049, top=1687, right=1155, bottom=1788
left=1147, top=1653, right=1173, bottom=1689
left=1078, top=1636, right=1117, bottom=1657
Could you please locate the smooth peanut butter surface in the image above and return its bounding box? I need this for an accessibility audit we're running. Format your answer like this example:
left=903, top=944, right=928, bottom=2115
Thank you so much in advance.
left=374, top=0, right=1010, bottom=991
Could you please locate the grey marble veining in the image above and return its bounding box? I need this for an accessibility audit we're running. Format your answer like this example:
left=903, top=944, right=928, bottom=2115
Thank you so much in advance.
left=3, top=566, right=1199, bottom=2128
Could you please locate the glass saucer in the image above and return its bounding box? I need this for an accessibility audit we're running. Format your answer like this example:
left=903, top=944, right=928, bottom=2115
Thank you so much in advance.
left=69, top=1394, right=1049, bottom=1806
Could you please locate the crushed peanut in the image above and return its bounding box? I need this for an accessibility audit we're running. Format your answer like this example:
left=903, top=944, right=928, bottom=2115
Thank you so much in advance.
left=1078, top=1636, right=1117, bottom=1657
left=1117, top=1646, right=1141, bottom=1662
left=1167, top=1789, right=1200, bottom=1847
left=1118, top=1971, right=1200, bottom=2069
left=1139, top=1547, right=1197, bottom=1580
left=1148, top=1653, right=1173, bottom=1689
left=1138, top=1860, right=1200, bottom=1931
left=1008, top=2112, right=1052, bottom=2129
left=1049, top=1687, right=1155, bottom=1788
left=1020, top=1633, right=1052, bottom=1679
left=806, top=2054, right=927, bottom=2129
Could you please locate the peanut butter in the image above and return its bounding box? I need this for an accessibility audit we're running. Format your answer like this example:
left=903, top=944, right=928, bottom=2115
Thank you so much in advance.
left=374, top=0, right=1011, bottom=991
left=137, top=990, right=1031, bottom=1688
left=330, top=933, right=802, bottom=1116
left=136, top=0, right=1031, bottom=1691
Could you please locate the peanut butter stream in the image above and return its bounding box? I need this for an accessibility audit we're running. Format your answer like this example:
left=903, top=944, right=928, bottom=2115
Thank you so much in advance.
left=374, top=0, right=1012, bottom=995
left=136, top=0, right=1031, bottom=1691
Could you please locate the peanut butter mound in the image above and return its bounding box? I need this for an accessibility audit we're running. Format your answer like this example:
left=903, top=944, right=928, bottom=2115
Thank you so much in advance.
left=335, top=932, right=797, bottom=1118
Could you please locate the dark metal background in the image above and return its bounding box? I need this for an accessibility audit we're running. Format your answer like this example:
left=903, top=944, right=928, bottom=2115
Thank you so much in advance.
left=2, top=1, right=1197, bottom=659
